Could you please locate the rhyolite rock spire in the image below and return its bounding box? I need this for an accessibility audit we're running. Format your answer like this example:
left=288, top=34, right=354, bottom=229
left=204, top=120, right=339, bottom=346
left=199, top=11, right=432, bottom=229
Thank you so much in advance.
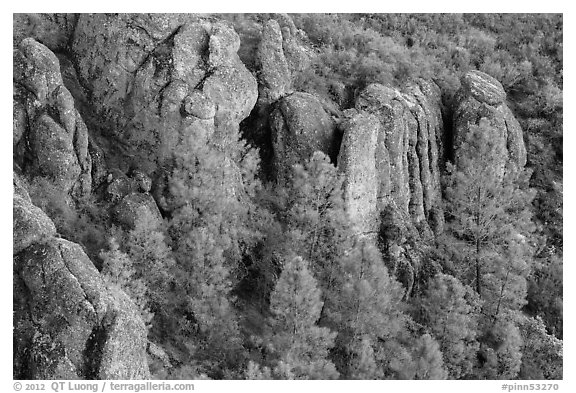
left=338, top=79, right=445, bottom=238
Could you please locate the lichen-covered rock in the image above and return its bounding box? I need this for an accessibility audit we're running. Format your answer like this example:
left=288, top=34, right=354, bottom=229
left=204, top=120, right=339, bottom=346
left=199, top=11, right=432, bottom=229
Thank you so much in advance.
left=13, top=38, right=92, bottom=200
left=460, top=70, right=506, bottom=106
left=13, top=192, right=150, bottom=379
left=13, top=13, right=77, bottom=51
left=98, top=287, right=150, bottom=379
left=271, top=92, right=338, bottom=183
left=182, top=90, right=216, bottom=120
left=344, top=80, right=445, bottom=236
left=13, top=185, right=56, bottom=254
left=70, top=14, right=257, bottom=175
left=15, top=239, right=110, bottom=379
left=112, top=192, right=162, bottom=229
left=453, top=71, right=527, bottom=178
left=337, top=111, right=380, bottom=236
left=257, top=19, right=292, bottom=103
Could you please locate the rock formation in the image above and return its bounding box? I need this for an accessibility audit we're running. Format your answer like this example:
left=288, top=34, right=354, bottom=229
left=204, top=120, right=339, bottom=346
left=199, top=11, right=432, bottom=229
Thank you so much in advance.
left=247, top=16, right=330, bottom=181
left=337, top=111, right=381, bottom=236
left=271, top=92, right=338, bottom=183
left=70, top=14, right=257, bottom=175
left=13, top=38, right=92, bottom=200
left=338, top=79, right=445, bottom=238
left=13, top=14, right=535, bottom=379
left=13, top=176, right=150, bottom=380
left=453, top=70, right=527, bottom=177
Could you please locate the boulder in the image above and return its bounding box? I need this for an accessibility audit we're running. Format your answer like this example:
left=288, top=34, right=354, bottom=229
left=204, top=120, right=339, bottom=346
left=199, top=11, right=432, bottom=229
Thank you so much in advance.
left=13, top=13, right=77, bottom=51
left=112, top=192, right=163, bottom=230
left=97, top=287, right=151, bottom=379
left=460, top=70, right=506, bottom=106
left=271, top=92, right=338, bottom=183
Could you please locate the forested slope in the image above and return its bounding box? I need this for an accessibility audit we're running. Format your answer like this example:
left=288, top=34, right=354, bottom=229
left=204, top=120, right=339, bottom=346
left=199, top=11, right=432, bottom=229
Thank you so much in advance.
left=13, top=13, right=562, bottom=380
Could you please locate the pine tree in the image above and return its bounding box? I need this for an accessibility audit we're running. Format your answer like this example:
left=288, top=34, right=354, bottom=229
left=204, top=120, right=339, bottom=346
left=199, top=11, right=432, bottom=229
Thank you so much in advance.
left=254, top=151, right=352, bottom=310
left=445, top=119, right=535, bottom=378
left=410, top=334, right=448, bottom=380
left=125, top=208, right=175, bottom=313
left=518, top=315, right=562, bottom=379
left=100, top=238, right=153, bottom=324
left=446, top=119, right=533, bottom=295
left=326, top=241, right=408, bottom=378
left=265, top=256, right=339, bottom=379
left=164, top=127, right=265, bottom=374
left=419, top=273, right=480, bottom=379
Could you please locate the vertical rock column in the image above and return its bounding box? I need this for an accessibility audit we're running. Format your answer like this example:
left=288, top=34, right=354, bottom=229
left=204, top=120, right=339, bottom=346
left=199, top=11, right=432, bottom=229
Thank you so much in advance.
left=337, top=111, right=381, bottom=236
left=341, top=80, right=445, bottom=238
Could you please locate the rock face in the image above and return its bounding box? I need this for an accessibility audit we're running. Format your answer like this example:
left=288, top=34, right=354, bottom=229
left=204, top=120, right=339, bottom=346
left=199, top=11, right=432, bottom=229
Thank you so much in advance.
left=13, top=13, right=77, bottom=52
left=337, top=112, right=381, bottom=235
left=453, top=70, right=527, bottom=177
left=245, top=15, right=318, bottom=180
left=256, top=16, right=310, bottom=104
left=271, top=92, right=338, bottom=183
left=13, top=38, right=92, bottom=200
left=70, top=14, right=257, bottom=175
left=339, top=79, right=445, bottom=238
left=13, top=176, right=150, bottom=380
left=257, top=19, right=292, bottom=103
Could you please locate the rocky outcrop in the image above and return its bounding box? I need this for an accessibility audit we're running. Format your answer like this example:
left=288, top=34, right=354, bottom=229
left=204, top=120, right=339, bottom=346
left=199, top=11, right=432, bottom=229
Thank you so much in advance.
left=339, top=79, right=445, bottom=238
left=256, top=17, right=310, bottom=104
left=271, top=92, right=338, bottom=183
left=243, top=15, right=315, bottom=180
left=13, top=38, right=92, bottom=200
left=70, top=14, right=257, bottom=175
left=13, top=177, right=150, bottom=380
left=337, top=111, right=380, bottom=236
left=257, top=20, right=292, bottom=103
left=453, top=70, right=527, bottom=177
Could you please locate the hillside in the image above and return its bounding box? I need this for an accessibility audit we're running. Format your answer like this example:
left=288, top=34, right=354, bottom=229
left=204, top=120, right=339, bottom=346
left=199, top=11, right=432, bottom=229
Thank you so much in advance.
left=13, top=13, right=562, bottom=380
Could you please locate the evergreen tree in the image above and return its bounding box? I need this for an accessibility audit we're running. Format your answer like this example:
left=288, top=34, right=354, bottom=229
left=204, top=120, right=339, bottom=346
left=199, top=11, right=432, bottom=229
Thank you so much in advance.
left=419, top=273, right=480, bottom=379
left=265, top=256, right=339, bottom=379
left=517, top=315, right=563, bottom=379
left=444, top=119, right=535, bottom=379
left=410, top=333, right=448, bottom=380
left=326, top=241, right=408, bottom=378
left=164, top=127, right=265, bottom=374
left=100, top=238, right=153, bottom=324
left=125, top=208, right=175, bottom=314
left=254, top=151, right=352, bottom=309
left=445, top=119, right=534, bottom=299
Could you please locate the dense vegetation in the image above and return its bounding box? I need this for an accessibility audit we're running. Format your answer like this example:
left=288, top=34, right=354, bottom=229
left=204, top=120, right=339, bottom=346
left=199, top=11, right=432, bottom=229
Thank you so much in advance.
left=25, top=13, right=562, bottom=380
